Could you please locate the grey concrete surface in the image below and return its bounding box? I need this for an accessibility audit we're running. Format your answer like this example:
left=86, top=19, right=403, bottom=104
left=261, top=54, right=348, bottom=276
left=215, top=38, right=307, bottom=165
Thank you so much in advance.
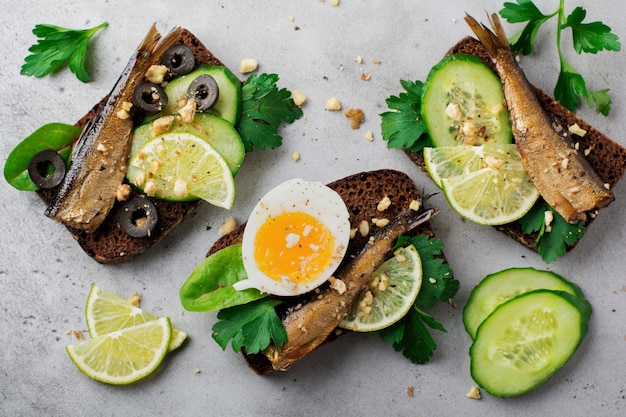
left=1, top=1, right=625, bottom=416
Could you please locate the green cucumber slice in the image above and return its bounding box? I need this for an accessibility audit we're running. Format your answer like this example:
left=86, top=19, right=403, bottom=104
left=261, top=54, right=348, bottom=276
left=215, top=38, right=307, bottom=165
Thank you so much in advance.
left=161, top=65, right=242, bottom=125
left=421, top=54, right=512, bottom=147
left=470, top=289, right=590, bottom=397
left=128, top=112, right=245, bottom=176
left=463, top=267, right=588, bottom=339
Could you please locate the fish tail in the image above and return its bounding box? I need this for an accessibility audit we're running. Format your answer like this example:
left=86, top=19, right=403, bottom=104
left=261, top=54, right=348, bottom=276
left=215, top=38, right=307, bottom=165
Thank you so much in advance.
left=464, top=12, right=510, bottom=58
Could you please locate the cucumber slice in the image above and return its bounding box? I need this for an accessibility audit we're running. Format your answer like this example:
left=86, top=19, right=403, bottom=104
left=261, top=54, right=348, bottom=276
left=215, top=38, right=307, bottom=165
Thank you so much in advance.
left=421, top=54, right=512, bottom=147
left=470, top=289, right=591, bottom=397
left=128, top=112, right=245, bottom=176
left=463, top=267, right=587, bottom=339
left=160, top=65, right=242, bottom=124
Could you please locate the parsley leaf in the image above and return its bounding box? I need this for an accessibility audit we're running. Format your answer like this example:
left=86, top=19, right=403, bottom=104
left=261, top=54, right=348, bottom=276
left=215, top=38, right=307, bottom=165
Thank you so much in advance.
left=519, top=200, right=586, bottom=263
left=378, top=234, right=458, bottom=363
left=380, top=306, right=445, bottom=365
left=212, top=298, right=287, bottom=354
left=379, top=79, right=430, bottom=152
left=21, top=22, right=108, bottom=83
left=499, top=1, right=620, bottom=114
left=500, top=0, right=553, bottom=55
left=236, top=73, right=303, bottom=152
left=563, top=7, right=621, bottom=54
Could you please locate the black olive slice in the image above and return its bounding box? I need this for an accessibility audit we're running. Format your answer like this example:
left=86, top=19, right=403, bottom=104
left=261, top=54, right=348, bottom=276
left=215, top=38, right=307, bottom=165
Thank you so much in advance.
left=186, top=74, right=219, bottom=111
left=28, top=149, right=66, bottom=189
left=132, top=82, right=168, bottom=115
left=160, top=44, right=195, bottom=77
left=119, top=197, right=158, bottom=238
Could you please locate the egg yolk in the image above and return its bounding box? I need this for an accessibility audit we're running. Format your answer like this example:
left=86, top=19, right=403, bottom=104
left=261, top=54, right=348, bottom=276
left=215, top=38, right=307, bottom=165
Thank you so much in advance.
left=253, top=211, right=335, bottom=285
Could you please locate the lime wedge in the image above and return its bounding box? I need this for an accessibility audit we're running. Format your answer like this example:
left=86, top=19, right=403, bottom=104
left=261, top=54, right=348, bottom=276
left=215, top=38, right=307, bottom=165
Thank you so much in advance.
left=339, top=245, right=422, bottom=332
left=425, top=144, right=539, bottom=226
left=66, top=317, right=171, bottom=385
left=127, top=132, right=235, bottom=208
left=86, top=284, right=187, bottom=352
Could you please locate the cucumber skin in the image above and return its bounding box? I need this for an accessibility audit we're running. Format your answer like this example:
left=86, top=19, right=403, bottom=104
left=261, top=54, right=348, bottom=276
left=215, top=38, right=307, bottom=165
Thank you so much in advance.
left=470, top=289, right=591, bottom=397
left=421, top=54, right=512, bottom=148
left=462, top=267, right=589, bottom=339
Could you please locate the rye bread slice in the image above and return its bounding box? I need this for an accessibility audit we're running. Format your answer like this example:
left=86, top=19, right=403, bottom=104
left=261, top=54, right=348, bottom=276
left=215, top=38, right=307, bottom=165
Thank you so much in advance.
left=206, top=169, right=441, bottom=375
left=37, top=28, right=231, bottom=263
left=404, top=36, right=626, bottom=253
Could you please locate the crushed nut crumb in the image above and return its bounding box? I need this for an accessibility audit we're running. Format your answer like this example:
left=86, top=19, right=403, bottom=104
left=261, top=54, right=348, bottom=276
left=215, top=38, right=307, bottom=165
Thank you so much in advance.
left=152, top=115, right=175, bottom=136
left=358, top=220, right=370, bottom=237
left=239, top=58, right=258, bottom=74
left=354, top=55, right=363, bottom=64
left=466, top=385, right=481, bottom=400
left=291, top=151, right=301, bottom=162
left=407, top=386, right=415, bottom=397
left=73, top=330, right=84, bottom=340
left=146, top=64, right=169, bottom=85
left=360, top=72, right=371, bottom=81
left=219, top=216, right=238, bottom=236
left=364, top=130, right=374, bottom=142
left=178, top=98, right=197, bottom=123
left=115, top=183, right=132, bottom=202
left=328, top=277, right=347, bottom=294
left=377, top=196, right=392, bottom=212
left=291, top=90, right=306, bottom=107
left=344, top=107, right=365, bottom=129
left=325, top=97, right=342, bottom=111
left=568, top=123, right=587, bottom=137
left=372, top=218, right=390, bottom=228
left=409, top=200, right=421, bottom=211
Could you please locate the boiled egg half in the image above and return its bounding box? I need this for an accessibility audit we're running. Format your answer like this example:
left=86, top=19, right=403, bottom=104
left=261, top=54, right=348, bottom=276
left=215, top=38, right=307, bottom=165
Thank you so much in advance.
left=233, top=178, right=350, bottom=296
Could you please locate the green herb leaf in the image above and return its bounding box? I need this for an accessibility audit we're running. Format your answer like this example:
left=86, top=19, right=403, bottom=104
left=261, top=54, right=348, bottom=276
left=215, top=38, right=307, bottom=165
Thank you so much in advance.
left=380, top=79, right=430, bottom=152
left=519, top=200, right=586, bottom=263
left=4, top=122, right=82, bottom=191
left=212, top=298, right=287, bottom=354
left=379, top=306, right=445, bottom=364
left=500, top=0, right=552, bottom=55
left=236, top=73, right=303, bottom=152
left=21, top=22, right=108, bottom=83
left=587, top=88, right=612, bottom=116
left=179, top=244, right=266, bottom=312
left=379, top=234, right=458, bottom=363
left=554, top=60, right=589, bottom=113
left=563, top=7, right=621, bottom=54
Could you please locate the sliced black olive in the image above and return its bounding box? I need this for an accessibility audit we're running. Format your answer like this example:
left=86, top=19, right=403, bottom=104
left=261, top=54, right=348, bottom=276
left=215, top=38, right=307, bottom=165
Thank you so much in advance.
left=28, top=149, right=66, bottom=189
left=119, top=197, right=158, bottom=238
left=186, top=74, right=219, bottom=111
left=132, top=82, right=168, bottom=115
left=160, top=44, right=195, bottom=77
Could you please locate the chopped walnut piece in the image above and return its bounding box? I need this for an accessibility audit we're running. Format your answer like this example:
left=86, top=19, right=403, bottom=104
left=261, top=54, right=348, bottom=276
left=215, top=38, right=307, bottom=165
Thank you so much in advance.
left=115, top=184, right=132, bottom=202
left=325, top=97, right=342, bottom=111
left=127, top=292, right=141, bottom=307
left=364, top=130, right=374, bottom=142
left=328, top=277, right=347, bottom=294
left=360, top=72, right=371, bottom=81
left=377, top=196, right=391, bottom=212
left=568, top=123, right=587, bottom=137
left=146, top=64, right=169, bottom=85
left=291, top=151, right=301, bottom=162
left=291, top=90, right=306, bottom=107
left=409, top=199, right=421, bottom=211
left=219, top=216, right=238, bottom=236
left=178, top=98, right=197, bottom=123
left=73, top=330, right=85, bottom=340
left=239, top=58, right=258, bottom=74
left=407, top=386, right=415, bottom=397
left=466, top=385, right=481, bottom=400
left=344, top=107, right=365, bottom=129
left=152, top=115, right=176, bottom=136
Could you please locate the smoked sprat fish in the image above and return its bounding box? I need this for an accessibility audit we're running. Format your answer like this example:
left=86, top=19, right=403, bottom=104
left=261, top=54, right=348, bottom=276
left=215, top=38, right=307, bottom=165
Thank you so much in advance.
left=263, top=206, right=438, bottom=372
left=464, top=13, right=614, bottom=223
left=46, top=25, right=184, bottom=232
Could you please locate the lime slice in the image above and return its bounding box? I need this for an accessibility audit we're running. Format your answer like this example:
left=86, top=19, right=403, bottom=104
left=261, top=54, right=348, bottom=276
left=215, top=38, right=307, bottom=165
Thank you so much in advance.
left=86, top=284, right=187, bottom=352
left=127, top=132, right=235, bottom=208
left=426, top=144, right=540, bottom=226
left=66, top=317, right=172, bottom=385
left=339, top=245, right=422, bottom=332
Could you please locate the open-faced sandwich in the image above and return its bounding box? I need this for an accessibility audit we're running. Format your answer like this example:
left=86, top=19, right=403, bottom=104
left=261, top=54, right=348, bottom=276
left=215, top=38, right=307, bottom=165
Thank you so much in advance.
left=180, top=169, right=459, bottom=375
left=4, top=24, right=302, bottom=263
left=381, top=13, right=626, bottom=263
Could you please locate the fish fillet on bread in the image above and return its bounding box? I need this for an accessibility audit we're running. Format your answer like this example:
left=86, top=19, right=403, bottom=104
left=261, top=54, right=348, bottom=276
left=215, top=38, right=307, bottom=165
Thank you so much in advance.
left=36, top=26, right=237, bottom=263
left=206, top=169, right=445, bottom=375
left=404, top=34, right=626, bottom=254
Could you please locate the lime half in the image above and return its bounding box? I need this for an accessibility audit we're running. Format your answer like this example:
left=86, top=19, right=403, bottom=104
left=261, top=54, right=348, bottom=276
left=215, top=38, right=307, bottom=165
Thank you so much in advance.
left=86, top=284, right=187, bottom=352
left=66, top=317, right=172, bottom=385
left=425, top=144, right=539, bottom=226
left=339, top=245, right=422, bottom=332
left=127, top=132, right=235, bottom=208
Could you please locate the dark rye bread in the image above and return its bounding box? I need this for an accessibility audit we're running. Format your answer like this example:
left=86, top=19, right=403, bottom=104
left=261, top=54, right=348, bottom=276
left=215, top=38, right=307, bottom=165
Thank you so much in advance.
left=37, top=28, right=229, bottom=263
left=404, top=36, right=626, bottom=253
left=206, top=169, right=440, bottom=375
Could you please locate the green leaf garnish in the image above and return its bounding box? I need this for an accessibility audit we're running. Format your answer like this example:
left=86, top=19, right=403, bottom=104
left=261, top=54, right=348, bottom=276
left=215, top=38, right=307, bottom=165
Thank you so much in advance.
left=4, top=122, right=82, bottom=191
left=499, top=0, right=620, bottom=114
left=21, top=22, right=108, bottom=83
left=379, top=234, right=458, bottom=363
left=236, top=73, right=303, bottom=152
left=519, top=200, right=586, bottom=263
left=212, top=298, right=287, bottom=354
left=179, top=244, right=266, bottom=312
left=379, top=79, right=430, bottom=152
